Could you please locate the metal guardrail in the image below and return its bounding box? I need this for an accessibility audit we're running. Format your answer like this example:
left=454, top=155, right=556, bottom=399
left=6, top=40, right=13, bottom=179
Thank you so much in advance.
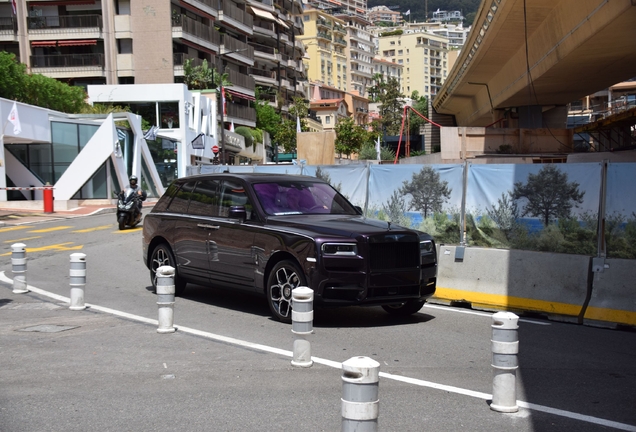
left=28, top=14, right=102, bottom=30
left=30, top=53, right=105, bottom=68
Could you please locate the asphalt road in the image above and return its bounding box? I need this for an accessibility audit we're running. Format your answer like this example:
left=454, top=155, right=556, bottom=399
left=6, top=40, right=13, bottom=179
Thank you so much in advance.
left=0, top=212, right=635, bottom=432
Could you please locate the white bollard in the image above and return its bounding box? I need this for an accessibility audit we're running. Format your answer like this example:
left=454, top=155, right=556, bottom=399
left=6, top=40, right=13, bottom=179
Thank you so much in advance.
left=156, top=266, right=176, bottom=334
left=69, top=253, right=87, bottom=310
left=11, top=243, right=28, bottom=294
left=291, top=286, right=313, bottom=367
left=341, top=356, right=380, bottom=432
left=490, top=311, right=519, bottom=413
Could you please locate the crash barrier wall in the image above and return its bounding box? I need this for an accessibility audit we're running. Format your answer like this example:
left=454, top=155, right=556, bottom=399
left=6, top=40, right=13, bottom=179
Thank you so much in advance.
left=584, top=258, right=636, bottom=326
left=435, top=246, right=636, bottom=327
left=196, top=162, right=636, bottom=327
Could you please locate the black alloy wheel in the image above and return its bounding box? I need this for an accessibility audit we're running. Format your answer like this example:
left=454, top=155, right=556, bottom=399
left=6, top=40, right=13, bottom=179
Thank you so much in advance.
left=150, top=243, right=186, bottom=296
left=266, top=260, right=306, bottom=323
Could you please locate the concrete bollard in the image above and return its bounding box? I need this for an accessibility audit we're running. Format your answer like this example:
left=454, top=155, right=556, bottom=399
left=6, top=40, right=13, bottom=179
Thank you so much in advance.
left=291, top=286, right=313, bottom=368
left=341, top=356, right=380, bottom=432
left=156, top=265, right=176, bottom=334
left=69, top=253, right=87, bottom=310
left=490, top=311, right=519, bottom=413
left=11, top=243, right=28, bottom=294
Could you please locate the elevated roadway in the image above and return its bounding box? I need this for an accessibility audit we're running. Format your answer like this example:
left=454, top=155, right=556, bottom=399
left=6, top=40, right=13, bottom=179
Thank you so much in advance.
left=433, top=0, right=636, bottom=128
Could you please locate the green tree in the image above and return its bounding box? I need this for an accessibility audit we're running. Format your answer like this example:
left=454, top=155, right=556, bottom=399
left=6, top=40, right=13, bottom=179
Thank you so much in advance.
left=486, top=192, right=519, bottom=235
left=183, top=58, right=231, bottom=90
left=375, top=77, right=405, bottom=136
left=400, top=166, right=451, bottom=218
left=408, top=94, right=429, bottom=136
left=0, top=51, right=87, bottom=113
left=274, top=97, right=309, bottom=154
left=0, top=52, right=26, bottom=101
left=334, top=117, right=368, bottom=158
left=512, top=165, right=585, bottom=226
left=254, top=87, right=281, bottom=139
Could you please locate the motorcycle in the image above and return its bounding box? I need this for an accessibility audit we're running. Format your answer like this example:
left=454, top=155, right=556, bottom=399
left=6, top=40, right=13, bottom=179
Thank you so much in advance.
left=117, top=187, right=144, bottom=230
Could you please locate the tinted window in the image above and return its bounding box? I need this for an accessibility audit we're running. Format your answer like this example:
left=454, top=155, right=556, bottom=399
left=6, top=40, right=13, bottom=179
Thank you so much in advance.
left=219, top=180, right=253, bottom=219
left=167, top=181, right=195, bottom=213
left=253, top=181, right=357, bottom=216
left=189, top=179, right=221, bottom=217
left=153, top=182, right=181, bottom=212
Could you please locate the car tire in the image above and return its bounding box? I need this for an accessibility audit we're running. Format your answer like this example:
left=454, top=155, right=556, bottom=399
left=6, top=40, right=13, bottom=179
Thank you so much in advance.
left=266, top=260, right=306, bottom=323
left=381, top=299, right=425, bottom=316
left=150, top=243, right=186, bottom=296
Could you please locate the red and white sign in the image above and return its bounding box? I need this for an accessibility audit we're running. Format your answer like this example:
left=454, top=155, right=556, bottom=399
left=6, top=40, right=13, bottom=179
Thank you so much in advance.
left=212, top=144, right=219, bottom=154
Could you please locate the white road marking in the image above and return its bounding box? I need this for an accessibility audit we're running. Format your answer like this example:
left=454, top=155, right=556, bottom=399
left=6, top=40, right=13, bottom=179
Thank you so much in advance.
left=423, top=303, right=552, bottom=325
left=1, top=272, right=633, bottom=432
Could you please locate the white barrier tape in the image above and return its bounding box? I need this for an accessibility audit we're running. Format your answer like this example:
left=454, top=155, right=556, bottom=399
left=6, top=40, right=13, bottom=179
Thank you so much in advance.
left=341, top=399, right=379, bottom=421
left=491, top=340, right=519, bottom=354
left=69, top=269, right=86, bottom=277
left=0, top=187, right=55, bottom=190
left=11, top=258, right=27, bottom=265
left=291, top=309, right=313, bottom=323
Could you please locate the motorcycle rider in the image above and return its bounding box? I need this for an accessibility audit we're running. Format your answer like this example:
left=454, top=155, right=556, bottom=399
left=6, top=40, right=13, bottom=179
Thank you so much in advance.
left=127, top=175, right=147, bottom=212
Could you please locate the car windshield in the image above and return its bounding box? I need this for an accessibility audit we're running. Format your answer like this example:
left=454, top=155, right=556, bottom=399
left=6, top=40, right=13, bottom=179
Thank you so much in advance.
left=253, top=181, right=358, bottom=216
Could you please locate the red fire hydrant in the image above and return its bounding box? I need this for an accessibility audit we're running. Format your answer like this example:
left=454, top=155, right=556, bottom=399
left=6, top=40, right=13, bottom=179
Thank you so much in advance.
left=43, top=185, right=54, bottom=213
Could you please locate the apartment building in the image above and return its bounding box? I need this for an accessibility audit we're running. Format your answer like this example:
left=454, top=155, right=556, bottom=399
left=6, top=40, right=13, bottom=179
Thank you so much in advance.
left=376, top=30, right=449, bottom=100
left=299, top=7, right=348, bottom=91
left=0, top=0, right=305, bottom=135
left=335, top=12, right=373, bottom=99
left=367, top=6, right=401, bottom=25
left=306, top=0, right=367, bottom=20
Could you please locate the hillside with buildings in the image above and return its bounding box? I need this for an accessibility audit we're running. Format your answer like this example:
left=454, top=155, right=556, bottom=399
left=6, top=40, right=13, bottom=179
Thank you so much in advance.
left=367, top=0, right=481, bottom=23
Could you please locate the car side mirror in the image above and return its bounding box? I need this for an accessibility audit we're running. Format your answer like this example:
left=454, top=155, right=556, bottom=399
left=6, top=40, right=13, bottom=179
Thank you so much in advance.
left=229, top=205, right=247, bottom=221
left=354, top=205, right=363, bottom=214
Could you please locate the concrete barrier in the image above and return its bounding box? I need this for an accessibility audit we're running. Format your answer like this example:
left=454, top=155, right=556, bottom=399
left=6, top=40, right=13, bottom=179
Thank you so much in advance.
left=585, top=258, right=636, bottom=327
left=434, top=246, right=590, bottom=321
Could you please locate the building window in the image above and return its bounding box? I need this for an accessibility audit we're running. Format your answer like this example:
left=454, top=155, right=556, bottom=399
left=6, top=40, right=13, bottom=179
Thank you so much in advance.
left=325, top=116, right=331, bottom=124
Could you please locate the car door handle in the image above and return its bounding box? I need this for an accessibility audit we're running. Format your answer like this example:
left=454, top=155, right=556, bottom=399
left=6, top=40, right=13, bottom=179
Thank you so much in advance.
left=197, top=223, right=220, bottom=230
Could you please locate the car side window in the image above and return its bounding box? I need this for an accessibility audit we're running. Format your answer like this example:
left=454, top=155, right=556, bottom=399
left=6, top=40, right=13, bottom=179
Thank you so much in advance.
left=166, top=181, right=195, bottom=213
left=219, top=180, right=253, bottom=219
left=153, top=182, right=180, bottom=212
left=189, top=179, right=221, bottom=217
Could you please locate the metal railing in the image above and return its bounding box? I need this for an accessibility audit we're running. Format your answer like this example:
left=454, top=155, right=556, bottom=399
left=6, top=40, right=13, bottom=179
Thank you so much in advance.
left=226, top=68, right=255, bottom=91
left=0, top=16, right=17, bottom=33
left=222, top=36, right=254, bottom=57
left=220, top=2, right=253, bottom=28
left=30, top=53, right=105, bottom=68
left=28, top=14, right=102, bottom=30
left=172, top=14, right=220, bottom=46
left=226, top=103, right=256, bottom=122
left=173, top=54, right=208, bottom=67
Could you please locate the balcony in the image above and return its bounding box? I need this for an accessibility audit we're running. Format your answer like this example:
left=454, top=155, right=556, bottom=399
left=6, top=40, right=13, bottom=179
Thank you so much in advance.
left=226, top=68, right=255, bottom=94
left=249, top=41, right=280, bottom=63
left=28, top=14, right=102, bottom=30
left=249, top=68, right=277, bottom=86
left=172, top=15, right=220, bottom=51
left=317, top=31, right=331, bottom=41
left=0, top=17, right=17, bottom=38
left=333, top=37, right=346, bottom=47
left=226, top=102, right=256, bottom=124
left=30, top=53, right=104, bottom=68
left=221, top=36, right=254, bottom=66
left=253, top=20, right=276, bottom=37
left=218, top=2, right=253, bottom=35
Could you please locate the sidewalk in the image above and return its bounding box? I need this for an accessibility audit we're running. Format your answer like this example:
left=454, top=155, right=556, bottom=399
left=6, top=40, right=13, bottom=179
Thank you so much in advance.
left=0, top=199, right=156, bottom=226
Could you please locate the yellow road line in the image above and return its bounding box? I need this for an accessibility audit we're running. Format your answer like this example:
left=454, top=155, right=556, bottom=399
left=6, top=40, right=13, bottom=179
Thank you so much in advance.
left=29, top=226, right=74, bottom=233
left=3, top=236, right=42, bottom=243
left=72, top=225, right=113, bottom=233
left=0, top=226, right=29, bottom=233
left=0, top=242, right=83, bottom=256
left=112, top=227, right=143, bottom=234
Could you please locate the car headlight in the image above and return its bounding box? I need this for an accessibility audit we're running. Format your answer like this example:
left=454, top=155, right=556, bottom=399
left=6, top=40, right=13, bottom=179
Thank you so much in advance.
left=420, top=240, right=433, bottom=253
left=321, top=243, right=358, bottom=256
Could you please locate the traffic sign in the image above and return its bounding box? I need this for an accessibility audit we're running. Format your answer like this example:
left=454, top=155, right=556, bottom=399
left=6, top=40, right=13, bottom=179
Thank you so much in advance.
left=212, top=144, right=219, bottom=154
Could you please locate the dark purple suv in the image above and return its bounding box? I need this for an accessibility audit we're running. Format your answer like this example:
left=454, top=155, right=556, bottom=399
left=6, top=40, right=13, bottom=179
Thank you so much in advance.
left=143, top=173, right=437, bottom=322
